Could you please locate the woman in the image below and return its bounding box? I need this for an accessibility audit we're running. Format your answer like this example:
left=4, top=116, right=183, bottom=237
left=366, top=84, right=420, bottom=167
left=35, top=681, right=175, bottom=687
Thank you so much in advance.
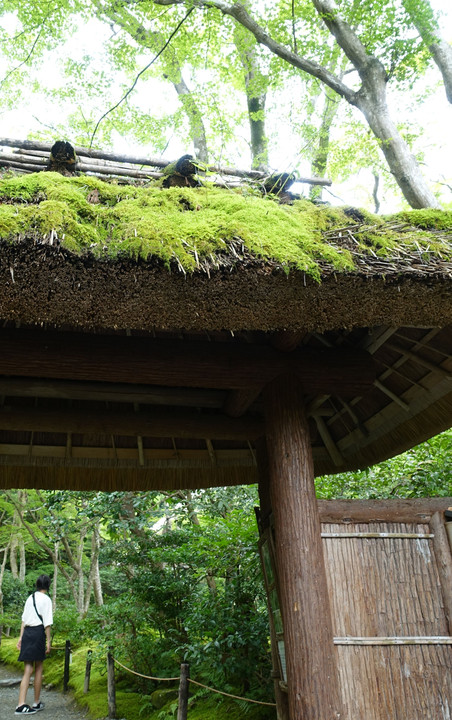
left=15, top=575, right=53, bottom=715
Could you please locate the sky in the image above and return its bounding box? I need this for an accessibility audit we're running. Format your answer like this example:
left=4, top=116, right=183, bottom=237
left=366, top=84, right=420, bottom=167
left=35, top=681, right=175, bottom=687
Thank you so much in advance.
left=0, top=1, right=452, bottom=213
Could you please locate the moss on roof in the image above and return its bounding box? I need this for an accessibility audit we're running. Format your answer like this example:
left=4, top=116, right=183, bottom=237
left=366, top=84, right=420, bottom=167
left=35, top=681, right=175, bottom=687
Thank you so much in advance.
left=0, top=172, right=451, bottom=282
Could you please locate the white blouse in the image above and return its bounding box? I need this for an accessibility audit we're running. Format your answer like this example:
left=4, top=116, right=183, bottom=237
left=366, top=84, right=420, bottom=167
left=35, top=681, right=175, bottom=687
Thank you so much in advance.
left=22, top=592, right=53, bottom=628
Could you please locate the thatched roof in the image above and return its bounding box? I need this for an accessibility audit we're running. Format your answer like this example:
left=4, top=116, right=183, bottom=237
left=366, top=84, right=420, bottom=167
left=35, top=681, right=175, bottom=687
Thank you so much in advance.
left=0, top=155, right=451, bottom=492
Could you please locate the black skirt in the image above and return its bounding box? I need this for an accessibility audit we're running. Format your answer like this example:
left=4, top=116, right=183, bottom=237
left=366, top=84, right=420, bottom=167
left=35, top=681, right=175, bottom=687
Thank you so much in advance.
left=18, top=625, right=46, bottom=662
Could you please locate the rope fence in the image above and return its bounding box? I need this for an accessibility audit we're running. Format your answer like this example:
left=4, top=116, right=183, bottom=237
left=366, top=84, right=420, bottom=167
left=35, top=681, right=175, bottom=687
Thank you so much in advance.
left=112, top=657, right=179, bottom=682
left=109, top=654, right=276, bottom=715
left=187, top=676, right=277, bottom=706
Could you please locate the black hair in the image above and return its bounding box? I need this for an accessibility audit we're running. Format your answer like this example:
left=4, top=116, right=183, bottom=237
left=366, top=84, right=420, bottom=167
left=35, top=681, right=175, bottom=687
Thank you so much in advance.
left=36, top=574, right=51, bottom=591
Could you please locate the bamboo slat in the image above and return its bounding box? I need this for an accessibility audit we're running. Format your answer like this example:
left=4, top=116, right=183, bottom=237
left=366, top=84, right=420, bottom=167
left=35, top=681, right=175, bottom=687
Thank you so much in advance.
left=334, top=636, right=452, bottom=645
left=321, top=532, right=434, bottom=538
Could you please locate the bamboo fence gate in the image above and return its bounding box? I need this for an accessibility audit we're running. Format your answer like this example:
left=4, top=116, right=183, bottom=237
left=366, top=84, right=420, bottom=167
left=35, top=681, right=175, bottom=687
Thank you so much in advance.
left=259, top=504, right=452, bottom=720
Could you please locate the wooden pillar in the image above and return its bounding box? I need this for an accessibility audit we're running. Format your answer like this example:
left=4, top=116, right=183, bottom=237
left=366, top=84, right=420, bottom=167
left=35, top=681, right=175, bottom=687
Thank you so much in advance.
left=257, top=440, right=290, bottom=720
left=264, top=375, right=342, bottom=720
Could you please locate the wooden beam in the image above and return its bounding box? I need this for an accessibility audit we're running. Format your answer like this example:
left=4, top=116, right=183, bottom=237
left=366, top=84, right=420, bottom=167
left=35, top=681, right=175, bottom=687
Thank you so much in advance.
left=317, top=498, right=452, bottom=523
left=264, top=375, right=343, bottom=720
left=0, top=329, right=375, bottom=395
left=0, top=406, right=264, bottom=441
left=0, top=444, right=254, bottom=464
left=271, top=330, right=306, bottom=353
left=0, top=378, right=225, bottom=407
left=223, top=387, right=262, bottom=417
left=313, top=415, right=344, bottom=466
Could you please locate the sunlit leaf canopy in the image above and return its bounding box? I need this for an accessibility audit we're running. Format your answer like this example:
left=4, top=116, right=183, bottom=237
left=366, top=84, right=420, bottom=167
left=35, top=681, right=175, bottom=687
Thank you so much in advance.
left=0, top=0, right=451, bottom=211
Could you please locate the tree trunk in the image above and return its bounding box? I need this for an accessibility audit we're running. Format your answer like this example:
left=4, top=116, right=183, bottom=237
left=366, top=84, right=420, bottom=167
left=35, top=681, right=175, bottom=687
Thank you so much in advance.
left=264, top=375, right=342, bottom=720
left=354, top=58, right=440, bottom=208
left=53, top=542, right=59, bottom=613
left=234, top=14, right=268, bottom=171
left=310, top=89, right=340, bottom=201
left=403, top=0, right=452, bottom=104
left=179, top=490, right=217, bottom=593
left=172, top=75, right=209, bottom=162
left=428, top=40, right=452, bottom=104
left=0, top=542, right=11, bottom=644
left=89, top=523, right=104, bottom=608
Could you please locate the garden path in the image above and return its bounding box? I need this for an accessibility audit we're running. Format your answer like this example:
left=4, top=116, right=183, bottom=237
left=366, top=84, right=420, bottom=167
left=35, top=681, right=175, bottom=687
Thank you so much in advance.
left=0, top=662, right=89, bottom=719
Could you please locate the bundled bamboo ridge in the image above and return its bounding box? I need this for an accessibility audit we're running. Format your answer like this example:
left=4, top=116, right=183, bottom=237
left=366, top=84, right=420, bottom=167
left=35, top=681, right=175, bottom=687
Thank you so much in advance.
left=0, top=137, right=331, bottom=188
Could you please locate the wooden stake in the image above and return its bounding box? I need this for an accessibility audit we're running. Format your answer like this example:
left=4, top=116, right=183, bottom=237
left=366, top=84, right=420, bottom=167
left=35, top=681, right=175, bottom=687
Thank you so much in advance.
left=63, top=639, right=71, bottom=692
left=177, top=663, right=190, bottom=720
left=264, top=375, right=342, bottom=720
left=84, top=650, right=92, bottom=693
left=107, top=649, right=117, bottom=719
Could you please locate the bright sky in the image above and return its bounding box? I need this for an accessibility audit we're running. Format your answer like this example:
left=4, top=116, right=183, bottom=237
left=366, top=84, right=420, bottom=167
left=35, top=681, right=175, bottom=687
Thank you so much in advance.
left=0, top=1, right=452, bottom=212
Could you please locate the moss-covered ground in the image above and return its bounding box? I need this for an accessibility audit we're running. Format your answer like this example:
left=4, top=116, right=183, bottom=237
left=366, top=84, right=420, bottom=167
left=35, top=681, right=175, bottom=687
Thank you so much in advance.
left=0, top=638, right=275, bottom=720
left=0, top=172, right=450, bottom=282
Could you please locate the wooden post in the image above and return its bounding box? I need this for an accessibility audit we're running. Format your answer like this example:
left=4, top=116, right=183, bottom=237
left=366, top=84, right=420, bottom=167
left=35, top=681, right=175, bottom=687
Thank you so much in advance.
left=430, top=512, right=452, bottom=635
left=107, top=649, right=117, bottom=719
left=177, top=662, right=190, bottom=720
left=63, top=640, right=71, bottom=692
left=257, top=440, right=290, bottom=720
left=84, top=649, right=92, bottom=693
left=264, top=375, right=343, bottom=720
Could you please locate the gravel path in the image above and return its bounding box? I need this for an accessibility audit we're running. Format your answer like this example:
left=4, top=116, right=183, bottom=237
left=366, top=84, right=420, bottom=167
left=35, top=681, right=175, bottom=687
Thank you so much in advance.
left=0, top=663, right=90, bottom=719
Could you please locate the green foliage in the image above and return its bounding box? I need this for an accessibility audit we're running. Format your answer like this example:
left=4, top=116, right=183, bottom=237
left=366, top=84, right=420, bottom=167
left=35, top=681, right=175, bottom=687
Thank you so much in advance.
left=316, top=429, right=452, bottom=499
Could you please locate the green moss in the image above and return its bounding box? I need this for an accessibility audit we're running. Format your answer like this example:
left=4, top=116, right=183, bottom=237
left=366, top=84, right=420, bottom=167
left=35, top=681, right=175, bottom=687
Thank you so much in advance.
left=0, top=205, right=22, bottom=236
left=0, top=172, right=451, bottom=280
left=391, top=209, right=452, bottom=230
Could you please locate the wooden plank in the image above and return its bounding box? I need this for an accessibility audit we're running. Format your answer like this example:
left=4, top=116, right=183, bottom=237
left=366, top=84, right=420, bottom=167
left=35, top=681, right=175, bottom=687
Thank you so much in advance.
left=318, top=498, right=452, bottom=523
left=0, top=329, right=375, bottom=395
left=0, top=406, right=263, bottom=440
left=264, top=375, right=343, bottom=720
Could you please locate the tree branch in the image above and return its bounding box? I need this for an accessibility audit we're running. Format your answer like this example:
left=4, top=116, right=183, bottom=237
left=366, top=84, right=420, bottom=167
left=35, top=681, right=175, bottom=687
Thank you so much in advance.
left=402, top=0, right=452, bottom=103
left=153, top=0, right=355, bottom=101
left=89, top=5, right=195, bottom=147
left=0, top=13, right=50, bottom=91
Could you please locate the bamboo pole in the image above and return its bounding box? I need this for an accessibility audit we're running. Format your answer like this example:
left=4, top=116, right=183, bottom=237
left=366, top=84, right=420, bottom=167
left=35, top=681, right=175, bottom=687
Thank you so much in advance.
left=0, top=137, right=332, bottom=185
left=334, top=636, right=452, bottom=645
